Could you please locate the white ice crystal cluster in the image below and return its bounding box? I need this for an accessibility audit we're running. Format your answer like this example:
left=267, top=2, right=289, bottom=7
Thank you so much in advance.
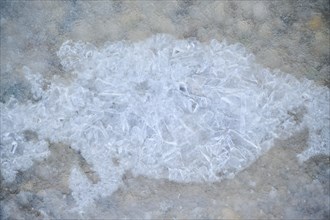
left=1, top=34, right=329, bottom=208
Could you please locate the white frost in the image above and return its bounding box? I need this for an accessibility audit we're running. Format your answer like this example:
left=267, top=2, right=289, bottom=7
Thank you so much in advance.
left=1, top=34, right=329, bottom=208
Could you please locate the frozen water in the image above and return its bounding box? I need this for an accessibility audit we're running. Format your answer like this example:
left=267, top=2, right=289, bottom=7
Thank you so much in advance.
left=1, top=34, right=329, bottom=208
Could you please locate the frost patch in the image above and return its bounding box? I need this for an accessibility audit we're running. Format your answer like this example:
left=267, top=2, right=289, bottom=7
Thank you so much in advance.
left=1, top=34, right=329, bottom=208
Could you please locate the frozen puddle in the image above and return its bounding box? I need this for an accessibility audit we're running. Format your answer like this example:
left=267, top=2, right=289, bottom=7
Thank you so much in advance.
left=1, top=34, right=329, bottom=209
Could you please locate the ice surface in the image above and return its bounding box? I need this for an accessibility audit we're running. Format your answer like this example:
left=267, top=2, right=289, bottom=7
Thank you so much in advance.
left=1, top=34, right=329, bottom=208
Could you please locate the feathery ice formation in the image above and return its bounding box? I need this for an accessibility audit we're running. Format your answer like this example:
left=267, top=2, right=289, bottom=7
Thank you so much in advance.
left=1, top=35, right=329, bottom=208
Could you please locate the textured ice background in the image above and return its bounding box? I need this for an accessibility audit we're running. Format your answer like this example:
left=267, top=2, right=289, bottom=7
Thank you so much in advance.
left=1, top=34, right=329, bottom=209
left=1, top=0, right=329, bottom=219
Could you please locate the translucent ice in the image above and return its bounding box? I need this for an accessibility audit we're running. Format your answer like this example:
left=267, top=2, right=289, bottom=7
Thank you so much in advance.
left=1, top=34, right=329, bottom=208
